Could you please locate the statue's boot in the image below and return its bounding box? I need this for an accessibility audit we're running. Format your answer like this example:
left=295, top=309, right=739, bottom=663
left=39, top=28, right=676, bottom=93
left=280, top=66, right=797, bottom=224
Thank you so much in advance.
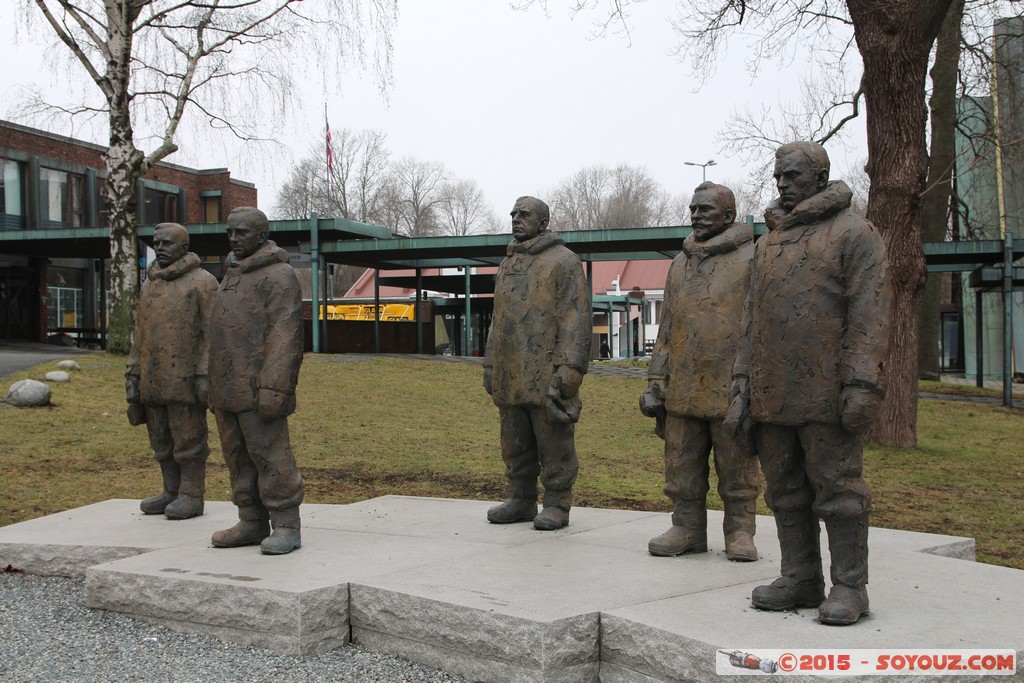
left=818, top=516, right=870, bottom=625
left=487, top=481, right=538, bottom=524
left=751, top=509, right=825, bottom=610
left=140, top=459, right=180, bottom=515
left=534, top=489, right=571, bottom=531
left=165, top=460, right=206, bottom=520
left=261, top=509, right=302, bottom=555
left=211, top=506, right=270, bottom=548
left=648, top=500, right=707, bottom=556
left=724, top=499, right=758, bottom=562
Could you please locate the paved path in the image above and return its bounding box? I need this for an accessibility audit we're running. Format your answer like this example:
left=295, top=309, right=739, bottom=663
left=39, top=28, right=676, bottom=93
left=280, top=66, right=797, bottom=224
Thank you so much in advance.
left=0, top=341, right=99, bottom=380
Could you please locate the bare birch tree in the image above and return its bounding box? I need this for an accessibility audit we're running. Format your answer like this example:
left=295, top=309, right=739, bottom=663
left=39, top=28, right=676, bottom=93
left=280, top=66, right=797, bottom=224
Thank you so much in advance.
left=21, top=0, right=397, bottom=352
left=436, top=178, right=495, bottom=236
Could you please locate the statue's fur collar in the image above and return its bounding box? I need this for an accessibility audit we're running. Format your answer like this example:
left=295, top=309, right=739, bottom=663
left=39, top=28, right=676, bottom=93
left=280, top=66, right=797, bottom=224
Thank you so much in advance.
left=146, top=252, right=201, bottom=281
left=764, top=180, right=854, bottom=232
left=682, top=221, right=753, bottom=257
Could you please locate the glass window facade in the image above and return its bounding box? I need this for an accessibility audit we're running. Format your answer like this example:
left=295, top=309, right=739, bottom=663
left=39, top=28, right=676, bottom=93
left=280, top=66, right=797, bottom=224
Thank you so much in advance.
left=1, top=158, right=24, bottom=230
left=143, top=188, right=179, bottom=225
left=39, top=167, right=85, bottom=228
left=202, top=195, right=221, bottom=223
left=47, top=266, right=86, bottom=329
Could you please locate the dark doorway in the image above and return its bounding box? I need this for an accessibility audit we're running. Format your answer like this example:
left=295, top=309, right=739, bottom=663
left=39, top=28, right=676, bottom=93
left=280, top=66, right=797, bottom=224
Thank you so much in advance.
left=0, top=267, right=38, bottom=341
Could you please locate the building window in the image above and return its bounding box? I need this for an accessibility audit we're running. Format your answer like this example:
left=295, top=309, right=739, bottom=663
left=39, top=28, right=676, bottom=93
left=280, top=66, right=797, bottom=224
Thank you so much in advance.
left=39, top=168, right=86, bottom=228
left=95, top=183, right=109, bottom=228
left=202, top=195, right=221, bottom=223
left=1, top=158, right=24, bottom=230
left=143, top=188, right=179, bottom=225
left=47, top=266, right=86, bottom=330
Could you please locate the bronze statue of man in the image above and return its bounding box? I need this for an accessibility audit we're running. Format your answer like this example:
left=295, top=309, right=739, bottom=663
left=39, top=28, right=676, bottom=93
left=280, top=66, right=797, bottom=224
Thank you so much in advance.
left=208, top=206, right=305, bottom=555
left=727, top=142, right=891, bottom=625
left=126, top=222, right=217, bottom=520
left=483, top=196, right=591, bottom=531
left=641, top=182, right=760, bottom=561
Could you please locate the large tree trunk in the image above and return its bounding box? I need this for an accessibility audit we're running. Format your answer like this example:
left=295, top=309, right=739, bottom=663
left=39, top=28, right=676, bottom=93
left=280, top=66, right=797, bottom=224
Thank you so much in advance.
left=102, top=0, right=146, bottom=354
left=919, top=0, right=966, bottom=380
left=847, top=0, right=953, bottom=448
left=103, top=131, right=145, bottom=355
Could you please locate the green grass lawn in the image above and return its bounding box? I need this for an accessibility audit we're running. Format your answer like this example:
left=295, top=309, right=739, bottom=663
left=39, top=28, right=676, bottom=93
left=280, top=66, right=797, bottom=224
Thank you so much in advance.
left=2, top=353, right=1022, bottom=569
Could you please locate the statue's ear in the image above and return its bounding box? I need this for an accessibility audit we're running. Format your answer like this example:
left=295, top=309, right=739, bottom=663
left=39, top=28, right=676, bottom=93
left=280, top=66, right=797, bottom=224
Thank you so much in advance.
left=724, top=208, right=736, bottom=225
left=539, top=216, right=550, bottom=231
left=816, top=167, right=829, bottom=192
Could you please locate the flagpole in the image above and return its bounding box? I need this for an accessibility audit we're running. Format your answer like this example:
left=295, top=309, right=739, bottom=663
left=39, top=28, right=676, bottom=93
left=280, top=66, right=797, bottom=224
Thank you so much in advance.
left=325, top=102, right=333, bottom=213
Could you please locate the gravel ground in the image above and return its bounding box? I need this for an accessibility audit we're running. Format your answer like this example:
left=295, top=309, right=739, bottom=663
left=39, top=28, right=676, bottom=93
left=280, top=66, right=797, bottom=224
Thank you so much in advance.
left=0, top=572, right=466, bottom=683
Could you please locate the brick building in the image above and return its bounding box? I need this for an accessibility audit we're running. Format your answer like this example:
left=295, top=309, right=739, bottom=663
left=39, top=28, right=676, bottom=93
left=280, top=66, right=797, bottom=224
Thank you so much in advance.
left=0, top=120, right=257, bottom=344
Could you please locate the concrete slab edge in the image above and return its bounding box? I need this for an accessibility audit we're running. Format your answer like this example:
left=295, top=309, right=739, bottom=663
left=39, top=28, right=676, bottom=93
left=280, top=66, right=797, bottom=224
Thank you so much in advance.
left=350, top=584, right=599, bottom=669
left=85, top=567, right=350, bottom=655
left=0, top=543, right=147, bottom=578
left=353, top=627, right=601, bottom=683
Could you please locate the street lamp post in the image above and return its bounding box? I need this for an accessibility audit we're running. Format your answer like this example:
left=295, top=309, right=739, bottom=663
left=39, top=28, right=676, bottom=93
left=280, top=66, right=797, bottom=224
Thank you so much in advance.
left=684, top=159, right=717, bottom=182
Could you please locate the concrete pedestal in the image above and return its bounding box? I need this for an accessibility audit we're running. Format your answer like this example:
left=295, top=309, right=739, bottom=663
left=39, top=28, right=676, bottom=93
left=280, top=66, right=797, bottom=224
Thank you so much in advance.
left=1, top=496, right=1019, bottom=682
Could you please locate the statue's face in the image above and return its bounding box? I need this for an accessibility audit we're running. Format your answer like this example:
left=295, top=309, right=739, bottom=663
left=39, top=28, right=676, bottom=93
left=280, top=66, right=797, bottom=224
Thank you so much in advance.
left=153, top=227, right=188, bottom=268
left=774, top=152, right=827, bottom=212
left=226, top=213, right=266, bottom=259
left=688, top=190, right=735, bottom=242
left=510, top=199, right=547, bottom=242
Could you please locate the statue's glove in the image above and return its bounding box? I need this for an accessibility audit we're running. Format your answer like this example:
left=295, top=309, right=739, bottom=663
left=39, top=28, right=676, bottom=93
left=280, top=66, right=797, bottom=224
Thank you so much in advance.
left=482, top=365, right=493, bottom=396
left=125, top=374, right=141, bottom=404
left=194, top=376, right=209, bottom=408
left=840, top=383, right=884, bottom=435
left=639, top=378, right=667, bottom=418
left=552, top=365, right=583, bottom=399
left=258, top=387, right=295, bottom=422
left=724, top=376, right=754, bottom=448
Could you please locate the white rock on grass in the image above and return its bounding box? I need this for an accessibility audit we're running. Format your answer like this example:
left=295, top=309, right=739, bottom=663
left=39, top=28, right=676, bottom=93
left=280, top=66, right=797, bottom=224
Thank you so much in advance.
left=45, top=371, right=71, bottom=383
left=56, top=360, right=81, bottom=371
left=6, top=379, right=52, bottom=406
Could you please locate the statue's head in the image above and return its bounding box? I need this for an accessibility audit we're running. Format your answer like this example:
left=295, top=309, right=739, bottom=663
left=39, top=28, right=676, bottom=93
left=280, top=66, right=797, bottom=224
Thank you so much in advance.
left=152, top=222, right=189, bottom=268
left=688, top=181, right=736, bottom=242
left=510, top=196, right=550, bottom=242
left=227, top=206, right=269, bottom=259
left=774, top=142, right=830, bottom=212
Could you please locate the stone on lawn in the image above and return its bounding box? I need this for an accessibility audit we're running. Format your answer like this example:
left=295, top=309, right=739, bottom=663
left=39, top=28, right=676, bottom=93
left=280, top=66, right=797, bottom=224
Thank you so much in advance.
left=56, top=360, right=81, bottom=371
left=45, top=371, right=71, bottom=383
left=6, top=379, right=52, bottom=406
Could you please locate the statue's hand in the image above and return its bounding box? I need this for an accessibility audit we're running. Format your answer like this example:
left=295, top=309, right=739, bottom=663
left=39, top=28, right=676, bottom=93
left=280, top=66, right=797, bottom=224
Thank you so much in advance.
left=639, top=378, right=666, bottom=418
left=258, top=387, right=295, bottom=422
left=483, top=366, right=493, bottom=396
left=194, top=376, right=209, bottom=408
left=840, top=384, right=883, bottom=435
left=125, top=375, right=141, bottom=404
left=552, top=365, right=583, bottom=399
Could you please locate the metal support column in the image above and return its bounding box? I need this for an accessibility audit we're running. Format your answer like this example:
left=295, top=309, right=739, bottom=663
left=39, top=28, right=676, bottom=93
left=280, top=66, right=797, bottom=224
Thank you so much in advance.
left=1003, top=233, right=1014, bottom=407
left=99, top=257, right=107, bottom=349
left=463, top=268, right=472, bottom=357
left=310, top=211, right=320, bottom=353
left=586, top=261, right=594, bottom=360
left=320, top=255, right=329, bottom=353
left=416, top=268, right=423, bottom=354
left=624, top=300, right=633, bottom=357
left=976, top=289, right=984, bottom=388
left=374, top=268, right=381, bottom=354
left=607, top=302, right=614, bottom=357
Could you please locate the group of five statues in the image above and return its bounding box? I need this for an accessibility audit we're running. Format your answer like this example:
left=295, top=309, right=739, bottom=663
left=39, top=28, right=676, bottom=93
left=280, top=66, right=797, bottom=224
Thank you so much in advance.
left=125, top=141, right=891, bottom=627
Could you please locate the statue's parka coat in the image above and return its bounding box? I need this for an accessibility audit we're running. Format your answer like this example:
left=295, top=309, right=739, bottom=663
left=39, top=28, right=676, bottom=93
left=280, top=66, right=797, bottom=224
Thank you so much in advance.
left=486, top=231, right=591, bottom=407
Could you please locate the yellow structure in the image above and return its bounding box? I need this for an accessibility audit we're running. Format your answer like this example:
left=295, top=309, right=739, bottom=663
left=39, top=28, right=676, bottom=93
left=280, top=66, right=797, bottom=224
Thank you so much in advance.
left=317, top=303, right=417, bottom=321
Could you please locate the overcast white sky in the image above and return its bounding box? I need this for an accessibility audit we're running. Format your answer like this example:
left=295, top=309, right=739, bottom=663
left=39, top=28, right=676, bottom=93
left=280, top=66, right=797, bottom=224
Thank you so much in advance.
left=1, top=1, right=867, bottom=223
